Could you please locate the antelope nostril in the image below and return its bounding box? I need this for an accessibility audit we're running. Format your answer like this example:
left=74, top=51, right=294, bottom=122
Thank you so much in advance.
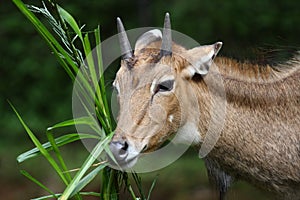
left=122, top=141, right=129, bottom=151
left=110, top=140, right=129, bottom=159
left=119, top=141, right=128, bottom=157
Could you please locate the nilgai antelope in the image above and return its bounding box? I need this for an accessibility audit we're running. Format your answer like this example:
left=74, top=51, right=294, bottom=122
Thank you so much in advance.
left=109, top=13, right=300, bottom=199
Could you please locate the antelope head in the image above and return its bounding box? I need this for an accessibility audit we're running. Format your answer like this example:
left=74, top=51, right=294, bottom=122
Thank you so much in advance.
left=109, top=13, right=222, bottom=169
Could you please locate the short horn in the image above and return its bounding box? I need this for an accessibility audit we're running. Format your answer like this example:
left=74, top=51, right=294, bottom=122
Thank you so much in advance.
left=117, top=17, right=133, bottom=60
left=160, top=13, right=172, bottom=57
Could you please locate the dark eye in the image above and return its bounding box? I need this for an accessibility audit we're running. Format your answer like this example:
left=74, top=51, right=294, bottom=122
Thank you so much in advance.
left=156, top=80, right=174, bottom=92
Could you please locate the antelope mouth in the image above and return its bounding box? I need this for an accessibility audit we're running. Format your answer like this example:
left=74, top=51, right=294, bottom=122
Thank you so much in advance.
left=108, top=141, right=147, bottom=170
left=108, top=154, right=139, bottom=170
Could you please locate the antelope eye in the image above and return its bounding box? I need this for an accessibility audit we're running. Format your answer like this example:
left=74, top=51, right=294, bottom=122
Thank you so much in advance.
left=157, top=80, right=174, bottom=92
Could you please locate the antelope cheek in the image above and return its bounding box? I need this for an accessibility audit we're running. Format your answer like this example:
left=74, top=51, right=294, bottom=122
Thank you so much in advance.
left=149, top=104, right=167, bottom=124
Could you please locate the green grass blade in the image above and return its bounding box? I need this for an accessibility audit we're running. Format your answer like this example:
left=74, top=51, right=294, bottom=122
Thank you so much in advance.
left=47, top=116, right=102, bottom=143
left=81, top=31, right=113, bottom=134
left=60, top=134, right=112, bottom=200
left=20, top=170, right=57, bottom=198
left=82, top=33, right=105, bottom=114
left=127, top=185, right=137, bottom=200
left=32, top=194, right=62, bottom=200
left=12, top=0, right=78, bottom=79
left=79, top=192, right=101, bottom=197
left=47, top=117, right=96, bottom=130
left=84, top=33, right=101, bottom=99
left=131, top=173, right=144, bottom=200
left=32, top=192, right=101, bottom=200
left=147, top=176, right=158, bottom=200
left=46, top=130, right=72, bottom=182
left=70, top=163, right=107, bottom=197
left=46, top=130, right=83, bottom=200
left=94, top=26, right=112, bottom=131
left=17, top=133, right=99, bottom=163
left=74, top=91, right=110, bottom=137
left=10, top=102, right=68, bottom=185
left=57, top=5, right=83, bottom=42
left=12, top=1, right=144, bottom=199
left=73, top=68, right=112, bottom=134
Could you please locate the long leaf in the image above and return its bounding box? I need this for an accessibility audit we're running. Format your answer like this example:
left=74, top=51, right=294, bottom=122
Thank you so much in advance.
left=13, top=0, right=78, bottom=79
left=60, top=134, right=112, bottom=200
left=94, top=26, right=112, bottom=131
left=12, top=1, right=141, bottom=199
left=57, top=5, right=83, bottom=42
left=20, top=170, right=57, bottom=198
left=32, top=192, right=101, bottom=200
left=46, top=130, right=72, bottom=182
left=83, top=33, right=103, bottom=112
left=70, top=163, right=107, bottom=197
left=48, top=117, right=95, bottom=130
left=10, top=102, right=68, bottom=185
left=147, top=176, right=158, bottom=200
left=45, top=130, right=83, bottom=200
left=17, top=133, right=99, bottom=163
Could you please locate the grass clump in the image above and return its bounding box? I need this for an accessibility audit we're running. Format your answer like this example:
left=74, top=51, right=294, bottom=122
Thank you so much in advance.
left=12, top=0, right=156, bottom=199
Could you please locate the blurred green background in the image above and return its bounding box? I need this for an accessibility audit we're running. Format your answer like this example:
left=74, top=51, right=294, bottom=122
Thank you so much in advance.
left=1, top=0, right=300, bottom=199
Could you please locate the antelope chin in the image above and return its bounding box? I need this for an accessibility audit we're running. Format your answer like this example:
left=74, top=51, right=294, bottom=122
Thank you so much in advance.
left=109, top=155, right=139, bottom=170
left=123, top=156, right=139, bottom=169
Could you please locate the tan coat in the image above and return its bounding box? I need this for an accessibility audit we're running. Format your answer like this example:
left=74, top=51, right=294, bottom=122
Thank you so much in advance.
left=111, top=28, right=300, bottom=199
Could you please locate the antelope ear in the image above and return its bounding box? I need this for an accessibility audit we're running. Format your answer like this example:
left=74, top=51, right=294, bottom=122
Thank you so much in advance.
left=182, top=42, right=222, bottom=78
left=134, top=29, right=162, bottom=53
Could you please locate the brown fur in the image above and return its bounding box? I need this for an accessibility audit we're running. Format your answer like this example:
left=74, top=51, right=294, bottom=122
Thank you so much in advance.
left=203, top=56, right=300, bottom=198
left=113, top=39, right=300, bottom=199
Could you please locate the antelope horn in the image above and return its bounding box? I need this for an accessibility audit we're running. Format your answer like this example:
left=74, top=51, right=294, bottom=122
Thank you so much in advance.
left=117, top=17, right=133, bottom=60
left=160, top=13, right=172, bottom=57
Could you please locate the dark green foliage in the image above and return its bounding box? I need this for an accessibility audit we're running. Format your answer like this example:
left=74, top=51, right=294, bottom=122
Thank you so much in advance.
left=2, top=0, right=300, bottom=199
left=2, top=0, right=300, bottom=147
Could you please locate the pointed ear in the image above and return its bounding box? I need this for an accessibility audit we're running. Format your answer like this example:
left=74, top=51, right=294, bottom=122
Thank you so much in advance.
left=182, top=42, right=222, bottom=78
left=134, top=29, right=162, bottom=53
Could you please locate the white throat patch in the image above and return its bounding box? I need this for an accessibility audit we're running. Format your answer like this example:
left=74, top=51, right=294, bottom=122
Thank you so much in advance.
left=172, top=122, right=202, bottom=145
